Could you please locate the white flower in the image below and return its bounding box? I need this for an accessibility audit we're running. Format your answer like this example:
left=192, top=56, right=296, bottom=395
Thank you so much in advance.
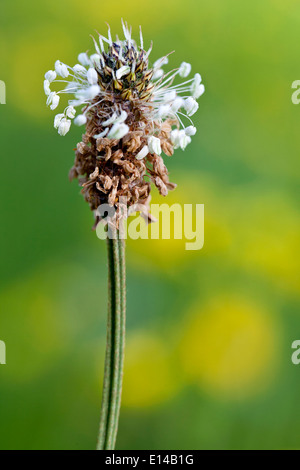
left=47, top=92, right=60, bottom=110
left=184, top=97, right=199, bottom=116
left=185, top=126, right=197, bottom=136
left=55, top=60, right=69, bottom=78
left=73, top=64, right=87, bottom=74
left=66, top=106, right=76, bottom=119
left=148, top=136, right=162, bottom=155
left=45, top=70, right=57, bottom=82
left=54, top=114, right=65, bottom=129
left=57, top=118, right=71, bottom=136
left=78, top=52, right=90, bottom=66
left=87, top=68, right=98, bottom=85
left=107, top=122, right=129, bottom=139
left=116, top=65, right=131, bottom=79
left=152, top=69, right=164, bottom=80
left=179, top=62, right=191, bottom=78
left=44, top=22, right=204, bottom=144
left=74, top=114, right=87, bottom=126
left=76, top=85, right=100, bottom=101
left=44, top=79, right=51, bottom=96
left=136, top=145, right=149, bottom=160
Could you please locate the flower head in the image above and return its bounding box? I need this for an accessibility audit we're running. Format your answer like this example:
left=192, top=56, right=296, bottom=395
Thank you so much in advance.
left=44, top=21, right=205, bottom=226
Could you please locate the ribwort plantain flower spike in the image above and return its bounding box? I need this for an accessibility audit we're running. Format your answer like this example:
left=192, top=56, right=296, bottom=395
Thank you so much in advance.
left=43, top=20, right=205, bottom=227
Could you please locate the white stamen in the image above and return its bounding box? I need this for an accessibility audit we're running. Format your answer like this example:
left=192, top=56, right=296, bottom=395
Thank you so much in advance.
left=153, top=56, right=169, bottom=69
left=74, top=114, right=87, bottom=126
left=47, top=92, right=60, bottom=110
left=136, top=145, right=149, bottom=160
left=171, top=129, right=191, bottom=150
left=179, top=62, right=192, bottom=78
left=54, top=114, right=65, bottom=129
left=55, top=60, right=69, bottom=78
left=45, top=70, right=57, bottom=82
left=192, top=83, right=205, bottom=99
left=76, top=85, right=100, bottom=100
left=153, top=69, right=164, bottom=80
left=185, top=125, right=197, bottom=136
left=184, top=97, right=199, bottom=116
left=148, top=136, right=162, bottom=155
left=64, top=81, right=79, bottom=93
left=157, top=104, right=171, bottom=119
left=94, top=128, right=109, bottom=139
left=57, top=118, right=71, bottom=136
left=171, top=97, right=185, bottom=112
left=102, top=113, right=118, bottom=126
left=107, top=122, right=129, bottom=139
left=163, top=90, right=177, bottom=102
left=180, top=134, right=191, bottom=150
left=73, top=64, right=87, bottom=74
left=115, top=110, right=128, bottom=123
left=66, top=106, right=76, bottom=119
left=44, top=79, right=51, bottom=96
left=190, top=73, right=203, bottom=97
left=87, top=68, right=98, bottom=85
left=90, top=54, right=102, bottom=68
left=78, top=53, right=90, bottom=66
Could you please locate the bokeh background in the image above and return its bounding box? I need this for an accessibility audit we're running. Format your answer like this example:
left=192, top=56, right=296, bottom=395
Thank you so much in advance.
left=0, top=0, right=300, bottom=450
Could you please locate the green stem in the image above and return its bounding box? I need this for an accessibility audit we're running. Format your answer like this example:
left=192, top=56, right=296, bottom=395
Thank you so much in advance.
left=113, top=236, right=126, bottom=448
left=97, top=228, right=126, bottom=450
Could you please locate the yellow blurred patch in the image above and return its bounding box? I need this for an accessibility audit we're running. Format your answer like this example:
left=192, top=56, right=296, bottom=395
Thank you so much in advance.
left=179, top=296, right=279, bottom=400
left=72, top=0, right=182, bottom=33
left=228, top=191, right=300, bottom=294
left=122, top=332, right=179, bottom=408
left=0, top=278, right=69, bottom=383
left=126, top=174, right=231, bottom=272
left=11, top=28, right=73, bottom=119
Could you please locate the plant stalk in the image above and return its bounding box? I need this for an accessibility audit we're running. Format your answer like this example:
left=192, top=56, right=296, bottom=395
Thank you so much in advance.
left=97, top=228, right=126, bottom=450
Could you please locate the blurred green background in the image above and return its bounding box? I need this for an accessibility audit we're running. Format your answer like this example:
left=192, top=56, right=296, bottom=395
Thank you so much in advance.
left=0, top=0, right=300, bottom=450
